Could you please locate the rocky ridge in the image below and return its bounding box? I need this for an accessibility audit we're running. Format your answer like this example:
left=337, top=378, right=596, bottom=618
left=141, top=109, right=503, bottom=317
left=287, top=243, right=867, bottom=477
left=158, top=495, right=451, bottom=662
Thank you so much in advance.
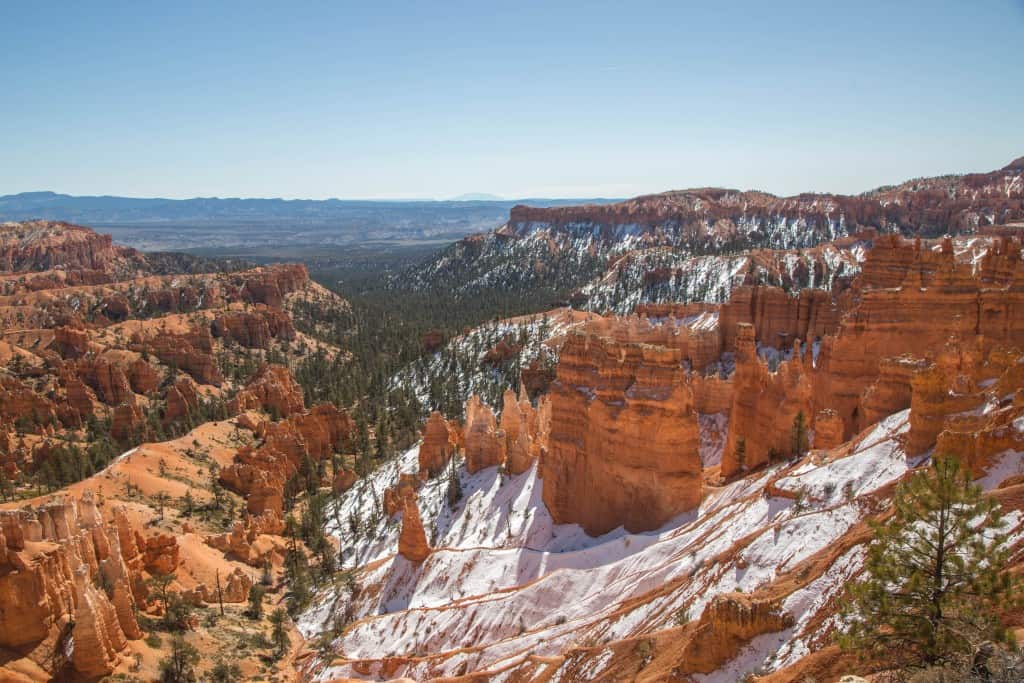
left=399, top=158, right=1023, bottom=318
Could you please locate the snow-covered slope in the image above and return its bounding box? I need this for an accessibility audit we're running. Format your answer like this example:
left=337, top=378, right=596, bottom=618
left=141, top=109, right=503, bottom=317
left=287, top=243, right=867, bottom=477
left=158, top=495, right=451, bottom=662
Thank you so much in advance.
left=397, top=228, right=865, bottom=316
left=388, top=308, right=591, bottom=414
left=297, top=410, right=1024, bottom=681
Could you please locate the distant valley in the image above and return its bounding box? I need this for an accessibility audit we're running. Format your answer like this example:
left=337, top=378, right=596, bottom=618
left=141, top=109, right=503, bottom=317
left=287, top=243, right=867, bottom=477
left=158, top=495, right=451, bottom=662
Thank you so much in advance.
left=0, top=191, right=619, bottom=252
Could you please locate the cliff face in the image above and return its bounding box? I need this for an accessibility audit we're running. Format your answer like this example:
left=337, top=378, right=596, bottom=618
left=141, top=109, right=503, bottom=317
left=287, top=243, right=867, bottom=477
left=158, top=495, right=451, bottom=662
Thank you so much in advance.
left=680, top=593, right=794, bottom=674
left=542, top=327, right=702, bottom=535
left=527, top=233, right=1024, bottom=533
left=501, top=387, right=548, bottom=475
left=0, top=221, right=135, bottom=273
left=816, top=235, right=1024, bottom=439
left=507, top=160, right=1024, bottom=244
left=240, top=264, right=309, bottom=308
left=0, top=494, right=142, bottom=678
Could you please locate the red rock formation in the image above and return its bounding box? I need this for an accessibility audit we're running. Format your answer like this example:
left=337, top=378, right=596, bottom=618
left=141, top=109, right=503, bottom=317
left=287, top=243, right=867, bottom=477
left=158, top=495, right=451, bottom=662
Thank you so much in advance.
left=228, top=363, right=306, bottom=418
left=72, top=564, right=127, bottom=677
left=680, top=593, right=794, bottom=674
left=813, top=409, right=845, bottom=451
left=717, top=286, right=842, bottom=354
left=0, top=495, right=142, bottom=679
left=240, top=264, right=309, bottom=307
left=76, top=355, right=134, bottom=406
left=418, top=411, right=457, bottom=479
left=212, top=305, right=296, bottom=348
left=221, top=567, right=255, bottom=602
left=817, top=235, right=1024, bottom=439
left=902, top=343, right=1024, bottom=465
left=181, top=568, right=255, bottom=604
left=721, top=329, right=813, bottom=477
left=128, top=357, right=161, bottom=394
left=506, top=158, right=1024, bottom=244
left=0, top=375, right=59, bottom=430
left=398, top=495, right=430, bottom=562
left=136, top=325, right=223, bottom=386
left=61, top=373, right=97, bottom=425
left=140, top=533, right=180, bottom=575
left=0, top=221, right=132, bottom=273
left=205, top=511, right=285, bottom=567
left=858, top=356, right=926, bottom=430
left=221, top=401, right=353, bottom=514
left=464, top=395, right=503, bottom=473
left=384, top=474, right=419, bottom=518
left=481, top=338, right=522, bottom=367
left=501, top=388, right=539, bottom=475
left=543, top=327, right=703, bottom=535
left=111, top=398, right=144, bottom=442
left=519, top=352, right=554, bottom=396
left=100, top=292, right=131, bottom=321
left=163, top=375, right=200, bottom=426
left=53, top=324, right=90, bottom=358
left=220, top=462, right=283, bottom=515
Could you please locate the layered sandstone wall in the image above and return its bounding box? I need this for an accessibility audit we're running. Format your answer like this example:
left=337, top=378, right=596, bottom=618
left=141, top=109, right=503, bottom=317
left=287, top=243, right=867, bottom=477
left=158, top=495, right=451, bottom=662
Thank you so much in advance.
left=542, top=329, right=702, bottom=535
left=814, top=235, right=1024, bottom=439
left=535, top=235, right=1024, bottom=529
left=506, top=159, right=1024, bottom=244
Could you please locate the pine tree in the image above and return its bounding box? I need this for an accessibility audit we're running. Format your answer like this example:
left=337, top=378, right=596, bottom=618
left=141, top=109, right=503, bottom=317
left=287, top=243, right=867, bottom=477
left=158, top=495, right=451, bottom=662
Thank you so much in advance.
left=159, top=635, right=199, bottom=683
left=269, top=608, right=290, bottom=656
left=839, top=455, right=1021, bottom=668
left=246, top=585, right=265, bottom=619
left=790, top=410, right=809, bottom=456
left=147, top=572, right=177, bottom=628
left=207, top=658, right=242, bottom=683
left=215, top=569, right=225, bottom=616
left=446, top=454, right=462, bottom=508
left=154, top=491, right=169, bottom=520
left=734, top=437, right=747, bottom=472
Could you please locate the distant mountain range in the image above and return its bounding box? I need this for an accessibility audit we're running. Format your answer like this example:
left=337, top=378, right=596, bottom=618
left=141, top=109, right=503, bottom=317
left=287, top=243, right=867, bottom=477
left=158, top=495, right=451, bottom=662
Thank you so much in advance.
left=0, top=191, right=619, bottom=251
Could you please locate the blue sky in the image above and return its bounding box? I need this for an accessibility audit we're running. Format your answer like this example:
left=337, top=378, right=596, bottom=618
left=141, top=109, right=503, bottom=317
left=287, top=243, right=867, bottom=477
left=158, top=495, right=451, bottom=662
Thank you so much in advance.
left=1, top=1, right=1022, bottom=200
